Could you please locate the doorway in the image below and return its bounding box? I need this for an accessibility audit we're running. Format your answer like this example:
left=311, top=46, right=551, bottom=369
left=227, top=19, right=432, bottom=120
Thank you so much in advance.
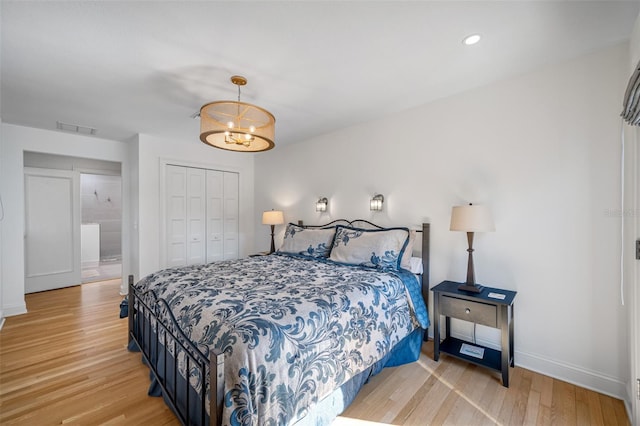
left=80, top=173, right=122, bottom=283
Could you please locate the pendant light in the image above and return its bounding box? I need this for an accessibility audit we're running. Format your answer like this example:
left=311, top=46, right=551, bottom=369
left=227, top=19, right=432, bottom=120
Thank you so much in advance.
left=200, top=75, right=275, bottom=152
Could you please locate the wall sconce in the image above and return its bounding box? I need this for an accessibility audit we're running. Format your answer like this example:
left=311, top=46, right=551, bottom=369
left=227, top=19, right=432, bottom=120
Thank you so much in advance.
left=370, top=194, right=384, bottom=211
left=316, top=197, right=328, bottom=212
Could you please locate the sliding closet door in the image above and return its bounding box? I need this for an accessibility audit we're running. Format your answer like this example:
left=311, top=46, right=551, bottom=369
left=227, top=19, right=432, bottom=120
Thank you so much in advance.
left=166, top=165, right=187, bottom=267
left=165, top=165, right=238, bottom=267
left=186, top=168, right=206, bottom=264
left=206, top=170, right=224, bottom=263
left=24, top=168, right=81, bottom=293
left=166, top=165, right=206, bottom=267
left=223, top=172, right=239, bottom=260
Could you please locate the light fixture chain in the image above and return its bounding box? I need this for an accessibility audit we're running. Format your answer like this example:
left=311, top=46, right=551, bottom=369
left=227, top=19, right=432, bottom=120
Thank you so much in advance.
left=236, top=85, right=241, bottom=129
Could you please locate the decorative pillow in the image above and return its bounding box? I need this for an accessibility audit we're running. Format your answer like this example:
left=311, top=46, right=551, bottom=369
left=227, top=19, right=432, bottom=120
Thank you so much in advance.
left=329, top=225, right=410, bottom=270
left=278, top=223, right=336, bottom=258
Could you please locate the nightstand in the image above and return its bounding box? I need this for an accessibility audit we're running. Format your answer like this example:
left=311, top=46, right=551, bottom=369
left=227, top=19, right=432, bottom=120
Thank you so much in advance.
left=432, top=280, right=517, bottom=387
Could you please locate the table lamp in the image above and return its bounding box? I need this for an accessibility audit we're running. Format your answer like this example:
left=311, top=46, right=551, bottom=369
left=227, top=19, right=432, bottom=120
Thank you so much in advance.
left=262, top=210, right=284, bottom=254
left=450, top=203, right=495, bottom=293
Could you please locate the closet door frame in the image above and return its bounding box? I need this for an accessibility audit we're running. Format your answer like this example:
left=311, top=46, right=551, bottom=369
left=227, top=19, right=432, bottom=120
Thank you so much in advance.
left=159, top=158, right=241, bottom=269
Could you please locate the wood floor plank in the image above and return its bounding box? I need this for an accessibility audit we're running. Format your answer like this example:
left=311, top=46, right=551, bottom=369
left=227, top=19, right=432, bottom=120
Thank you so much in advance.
left=389, top=359, right=449, bottom=424
left=523, top=389, right=541, bottom=425
left=0, top=279, right=631, bottom=426
left=575, top=386, right=591, bottom=426
left=550, top=378, right=576, bottom=425
left=431, top=362, right=475, bottom=424
left=508, top=367, right=532, bottom=425
left=496, top=364, right=523, bottom=424
left=586, top=388, right=606, bottom=425
left=448, top=364, right=493, bottom=426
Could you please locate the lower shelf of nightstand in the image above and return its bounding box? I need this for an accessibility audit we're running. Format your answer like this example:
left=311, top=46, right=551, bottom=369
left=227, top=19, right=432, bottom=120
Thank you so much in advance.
left=439, top=337, right=503, bottom=372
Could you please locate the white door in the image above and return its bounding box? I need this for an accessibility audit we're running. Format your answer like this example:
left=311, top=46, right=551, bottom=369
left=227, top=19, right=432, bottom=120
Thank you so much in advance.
left=186, top=168, right=206, bottom=265
left=166, top=165, right=187, bottom=267
left=166, top=165, right=207, bottom=267
left=24, top=168, right=81, bottom=293
left=206, top=170, right=224, bottom=263
left=165, top=165, right=238, bottom=267
left=223, top=172, right=239, bottom=260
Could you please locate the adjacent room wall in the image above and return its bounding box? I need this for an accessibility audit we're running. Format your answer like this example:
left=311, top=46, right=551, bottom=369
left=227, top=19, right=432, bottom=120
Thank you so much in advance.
left=0, top=124, right=130, bottom=315
left=81, top=173, right=122, bottom=259
left=255, top=43, right=630, bottom=398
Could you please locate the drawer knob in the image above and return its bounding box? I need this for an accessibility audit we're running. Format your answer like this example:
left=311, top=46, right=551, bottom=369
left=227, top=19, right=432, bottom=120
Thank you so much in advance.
left=465, top=308, right=471, bottom=314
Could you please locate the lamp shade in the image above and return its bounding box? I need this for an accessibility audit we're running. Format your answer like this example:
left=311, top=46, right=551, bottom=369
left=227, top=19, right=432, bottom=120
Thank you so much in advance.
left=450, top=204, right=495, bottom=232
left=262, top=210, right=284, bottom=225
left=200, top=101, right=275, bottom=152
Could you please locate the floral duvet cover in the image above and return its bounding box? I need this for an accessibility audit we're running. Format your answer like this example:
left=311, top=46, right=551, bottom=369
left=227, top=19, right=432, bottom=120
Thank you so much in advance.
left=134, top=254, right=429, bottom=425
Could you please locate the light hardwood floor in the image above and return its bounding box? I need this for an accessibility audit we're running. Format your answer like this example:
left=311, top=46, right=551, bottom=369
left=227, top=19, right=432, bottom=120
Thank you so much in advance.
left=0, top=279, right=629, bottom=425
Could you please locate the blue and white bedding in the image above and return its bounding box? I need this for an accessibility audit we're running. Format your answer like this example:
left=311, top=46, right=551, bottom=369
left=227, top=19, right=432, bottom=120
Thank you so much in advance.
left=134, top=253, right=429, bottom=425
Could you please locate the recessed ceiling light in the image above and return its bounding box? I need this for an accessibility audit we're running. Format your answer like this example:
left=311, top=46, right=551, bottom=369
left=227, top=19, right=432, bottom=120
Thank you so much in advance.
left=463, top=34, right=481, bottom=46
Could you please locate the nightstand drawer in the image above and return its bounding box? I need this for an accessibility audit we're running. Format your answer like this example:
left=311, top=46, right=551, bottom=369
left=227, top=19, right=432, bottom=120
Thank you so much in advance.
left=440, top=295, right=497, bottom=327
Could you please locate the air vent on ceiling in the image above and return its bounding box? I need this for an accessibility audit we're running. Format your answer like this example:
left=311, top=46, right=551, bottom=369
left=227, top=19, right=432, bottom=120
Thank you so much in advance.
left=56, top=121, right=97, bottom=135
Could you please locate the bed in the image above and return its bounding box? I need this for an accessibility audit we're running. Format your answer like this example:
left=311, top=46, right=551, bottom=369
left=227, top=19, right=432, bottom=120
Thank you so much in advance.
left=128, top=220, right=431, bottom=425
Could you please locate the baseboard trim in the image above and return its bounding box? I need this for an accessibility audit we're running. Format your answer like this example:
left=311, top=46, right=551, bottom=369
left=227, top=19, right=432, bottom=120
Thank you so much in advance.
left=513, top=350, right=626, bottom=401
left=3, top=303, right=27, bottom=317
left=427, top=327, right=627, bottom=402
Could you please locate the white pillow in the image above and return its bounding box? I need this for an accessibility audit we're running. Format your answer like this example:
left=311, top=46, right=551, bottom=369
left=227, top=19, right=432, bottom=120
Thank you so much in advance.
left=329, top=225, right=410, bottom=270
left=278, top=224, right=335, bottom=258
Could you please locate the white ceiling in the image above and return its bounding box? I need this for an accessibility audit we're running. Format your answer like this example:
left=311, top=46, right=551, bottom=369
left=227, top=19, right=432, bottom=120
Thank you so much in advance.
left=2, top=1, right=639, bottom=148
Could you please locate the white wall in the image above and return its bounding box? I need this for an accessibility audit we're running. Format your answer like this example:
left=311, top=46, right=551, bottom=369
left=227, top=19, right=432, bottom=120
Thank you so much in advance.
left=131, top=133, right=255, bottom=282
left=128, top=135, right=140, bottom=283
left=625, top=12, right=640, bottom=424
left=0, top=0, right=4, bottom=328
left=255, top=43, right=630, bottom=399
left=0, top=124, right=131, bottom=314
left=0, top=124, right=4, bottom=329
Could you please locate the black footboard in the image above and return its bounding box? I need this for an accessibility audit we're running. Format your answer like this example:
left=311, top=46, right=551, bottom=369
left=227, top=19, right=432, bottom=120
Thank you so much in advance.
left=128, top=275, right=224, bottom=426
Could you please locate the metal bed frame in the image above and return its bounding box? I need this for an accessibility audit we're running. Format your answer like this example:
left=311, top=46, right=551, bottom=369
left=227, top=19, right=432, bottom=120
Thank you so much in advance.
left=128, top=220, right=430, bottom=426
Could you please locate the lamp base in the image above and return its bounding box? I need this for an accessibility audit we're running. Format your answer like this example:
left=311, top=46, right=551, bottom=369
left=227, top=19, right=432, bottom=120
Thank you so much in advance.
left=458, top=283, right=484, bottom=293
